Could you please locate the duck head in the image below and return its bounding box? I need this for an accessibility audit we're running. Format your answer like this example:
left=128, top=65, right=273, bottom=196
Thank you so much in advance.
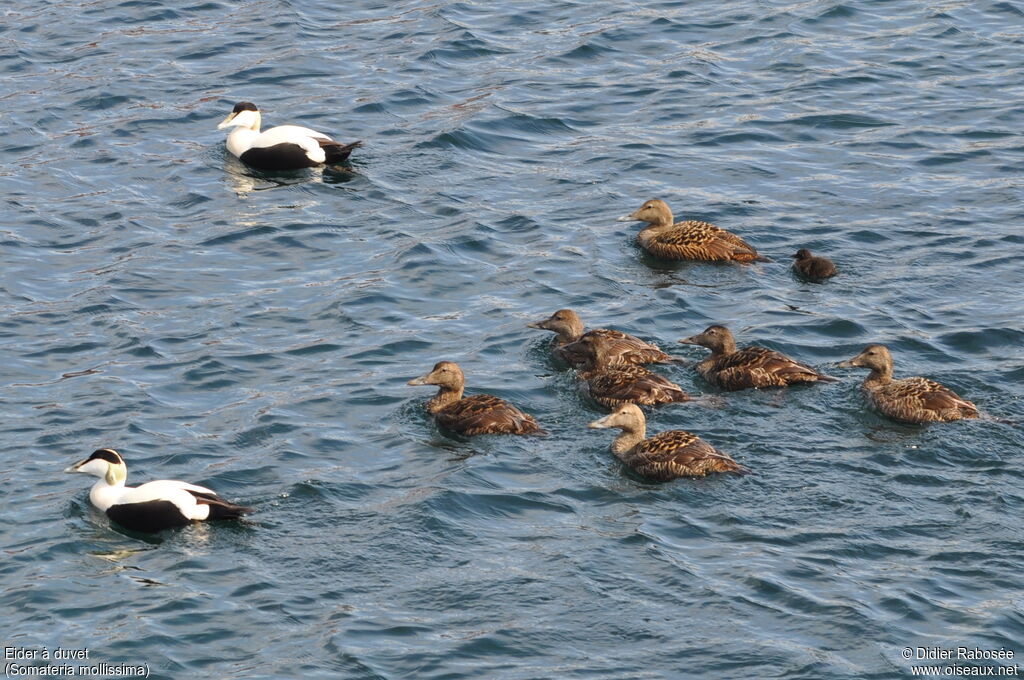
left=588, top=403, right=646, bottom=432
left=678, top=325, right=737, bottom=355
left=616, top=199, right=673, bottom=227
left=793, top=249, right=812, bottom=260
left=560, top=333, right=609, bottom=368
left=527, top=309, right=584, bottom=342
left=65, top=448, right=127, bottom=486
left=407, top=361, right=466, bottom=391
left=218, top=102, right=261, bottom=131
left=838, top=344, right=893, bottom=373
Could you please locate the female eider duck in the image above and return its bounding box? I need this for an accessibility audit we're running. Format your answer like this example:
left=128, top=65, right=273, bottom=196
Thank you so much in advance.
left=617, top=199, right=766, bottom=263
left=64, top=448, right=251, bottom=533
left=792, top=249, right=837, bottom=281
left=562, top=335, right=689, bottom=408
left=679, top=325, right=836, bottom=391
left=838, top=344, right=979, bottom=423
left=217, top=102, right=361, bottom=171
left=589, top=404, right=748, bottom=480
left=527, top=308, right=671, bottom=368
left=407, top=361, right=544, bottom=435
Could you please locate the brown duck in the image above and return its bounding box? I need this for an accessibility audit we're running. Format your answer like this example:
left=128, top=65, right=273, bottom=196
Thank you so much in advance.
left=792, top=249, right=837, bottom=281
left=527, top=308, right=671, bottom=368
left=589, top=404, right=748, bottom=480
left=838, top=345, right=979, bottom=423
left=407, top=361, right=544, bottom=435
left=679, top=325, right=836, bottom=391
left=562, top=335, right=689, bottom=408
left=617, top=199, right=765, bottom=263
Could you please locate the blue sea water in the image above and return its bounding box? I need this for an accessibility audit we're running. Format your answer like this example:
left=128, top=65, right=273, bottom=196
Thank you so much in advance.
left=1, top=0, right=1023, bottom=678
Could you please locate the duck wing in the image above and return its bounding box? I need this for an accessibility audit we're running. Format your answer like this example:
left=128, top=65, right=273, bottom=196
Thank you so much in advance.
left=558, top=329, right=669, bottom=367
left=625, top=430, right=748, bottom=480
left=115, top=480, right=212, bottom=520
left=582, top=365, right=689, bottom=407
left=702, top=346, right=830, bottom=390
left=876, top=378, right=979, bottom=422
left=259, top=124, right=332, bottom=142
left=643, top=221, right=762, bottom=262
left=585, top=329, right=671, bottom=366
left=436, top=394, right=543, bottom=435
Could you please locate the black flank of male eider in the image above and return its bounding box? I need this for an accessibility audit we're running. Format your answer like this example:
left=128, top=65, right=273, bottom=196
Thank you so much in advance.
left=562, top=335, right=689, bottom=408
left=527, top=308, right=671, bottom=368
left=792, top=249, right=837, bottom=281
left=838, top=344, right=979, bottom=423
left=679, top=325, right=837, bottom=391
left=589, top=404, right=748, bottom=480
left=407, top=361, right=544, bottom=435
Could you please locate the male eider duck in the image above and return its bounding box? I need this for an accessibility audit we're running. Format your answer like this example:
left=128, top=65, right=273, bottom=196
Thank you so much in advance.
left=589, top=404, right=748, bottom=480
left=838, top=344, right=979, bottom=423
left=563, top=335, right=689, bottom=408
left=407, top=361, right=544, bottom=435
left=64, top=448, right=251, bottom=533
left=617, top=199, right=766, bottom=263
left=792, top=249, right=837, bottom=281
left=679, top=325, right=836, bottom=391
left=217, top=102, right=361, bottom=171
left=527, top=308, right=671, bottom=368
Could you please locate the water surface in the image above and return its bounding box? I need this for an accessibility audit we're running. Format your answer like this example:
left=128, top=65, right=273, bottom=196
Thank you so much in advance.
left=2, top=1, right=1023, bottom=678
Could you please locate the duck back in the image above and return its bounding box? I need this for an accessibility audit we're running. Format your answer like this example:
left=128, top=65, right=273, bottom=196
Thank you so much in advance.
left=623, top=430, right=747, bottom=480
left=436, top=394, right=544, bottom=435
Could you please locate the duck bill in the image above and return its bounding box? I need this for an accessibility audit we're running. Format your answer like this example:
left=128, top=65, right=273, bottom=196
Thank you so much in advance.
left=526, top=319, right=550, bottom=330
left=677, top=336, right=701, bottom=346
left=588, top=414, right=614, bottom=429
left=64, top=458, right=88, bottom=473
left=407, top=375, right=430, bottom=386
left=616, top=213, right=638, bottom=222
left=217, top=112, right=238, bottom=130
left=836, top=359, right=857, bottom=369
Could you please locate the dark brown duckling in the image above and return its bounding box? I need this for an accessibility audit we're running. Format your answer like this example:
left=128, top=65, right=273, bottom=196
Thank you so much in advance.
left=563, top=335, right=690, bottom=408
left=679, top=325, right=837, bottom=391
left=407, top=361, right=544, bottom=435
left=527, top=308, right=671, bottom=368
left=838, top=345, right=979, bottom=423
left=588, top=404, right=748, bottom=480
left=792, top=249, right=837, bottom=281
left=617, top=199, right=766, bottom=263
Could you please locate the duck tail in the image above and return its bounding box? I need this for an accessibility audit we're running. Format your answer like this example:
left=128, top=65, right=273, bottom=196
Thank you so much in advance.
left=816, top=372, right=840, bottom=383
left=201, top=497, right=253, bottom=521
left=322, top=140, right=362, bottom=164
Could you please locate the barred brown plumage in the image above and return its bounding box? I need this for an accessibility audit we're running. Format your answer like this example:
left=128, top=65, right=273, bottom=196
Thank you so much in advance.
left=679, top=325, right=836, bottom=391
left=527, top=308, right=671, bottom=368
left=838, top=345, right=979, bottom=423
left=407, top=361, right=544, bottom=435
left=562, top=334, right=690, bottom=408
left=588, top=404, right=748, bottom=480
left=617, top=199, right=766, bottom=263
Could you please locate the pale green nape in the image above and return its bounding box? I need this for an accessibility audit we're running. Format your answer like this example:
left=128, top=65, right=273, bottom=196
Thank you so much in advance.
left=105, top=463, right=127, bottom=486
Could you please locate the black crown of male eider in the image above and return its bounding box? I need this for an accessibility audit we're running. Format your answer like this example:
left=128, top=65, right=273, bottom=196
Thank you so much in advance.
left=218, top=101, right=361, bottom=171
left=65, top=448, right=251, bottom=533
